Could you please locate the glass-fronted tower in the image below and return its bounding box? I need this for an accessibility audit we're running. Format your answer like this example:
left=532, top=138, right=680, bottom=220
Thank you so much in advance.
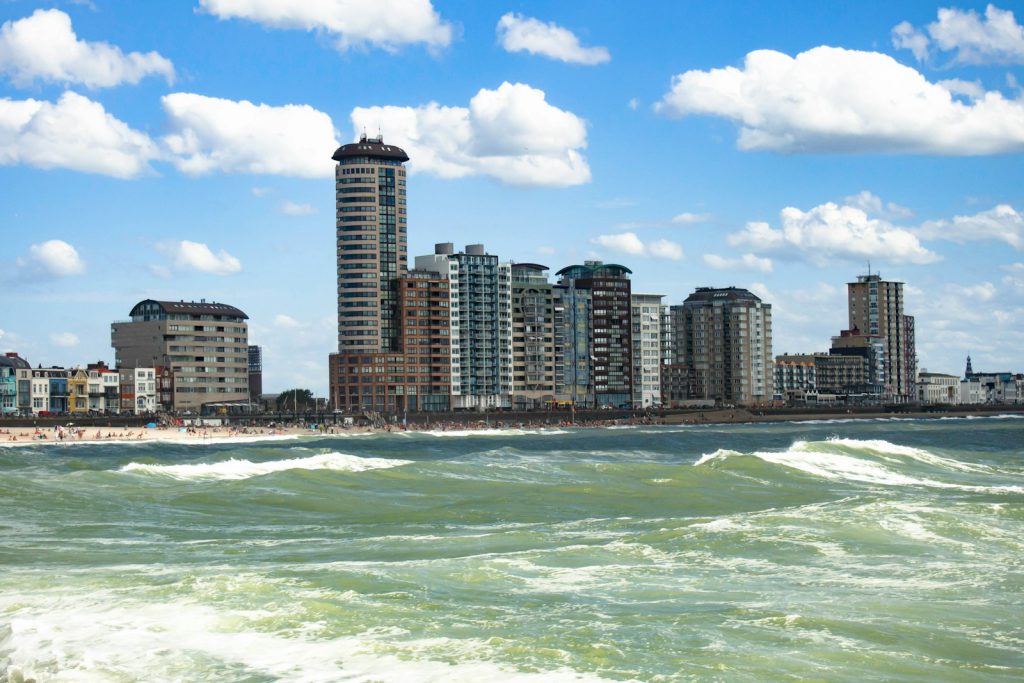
left=332, top=134, right=409, bottom=353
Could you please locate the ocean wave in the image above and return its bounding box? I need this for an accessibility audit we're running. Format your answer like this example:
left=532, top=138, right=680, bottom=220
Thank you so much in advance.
left=119, top=452, right=411, bottom=481
left=409, top=428, right=571, bottom=438
left=694, top=439, right=1021, bottom=493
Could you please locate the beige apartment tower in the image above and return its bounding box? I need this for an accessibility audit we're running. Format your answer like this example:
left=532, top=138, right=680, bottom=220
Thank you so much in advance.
left=111, top=299, right=249, bottom=412
left=846, top=273, right=916, bottom=400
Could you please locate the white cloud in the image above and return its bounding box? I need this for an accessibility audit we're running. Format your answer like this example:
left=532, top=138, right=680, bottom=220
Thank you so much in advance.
left=351, top=81, right=590, bottom=187
left=0, top=9, right=174, bottom=88
left=728, top=202, right=939, bottom=266
left=947, top=281, right=998, bottom=301
left=655, top=45, right=1024, bottom=155
left=157, top=240, right=242, bottom=275
left=251, top=186, right=271, bottom=197
left=917, top=204, right=1023, bottom=249
left=496, top=13, right=609, bottom=65
left=16, top=239, right=86, bottom=278
left=937, top=78, right=986, bottom=100
left=591, top=232, right=684, bottom=260
left=273, top=314, right=302, bottom=329
left=843, top=191, right=915, bottom=220
left=1004, top=262, right=1024, bottom=272
left=703, top=253, right=773, bottom=272
left=894, top=5, right=1024, bottom=65
left=891, top=20, right=931, bottom=61
left=50, top=331, right=79, bottom=348
left=671, top=212, right=712, bottom=224
left=198, top=0, right=452, bottom=52
left=628, top=98, right=638, bottom=110
left=280, top=201, right=315, bottom=215
left=0, top=91, right=158, bottom=177
left=648, top=239, right=684, bottom=261
left=162, top=93, right=338, bottom=177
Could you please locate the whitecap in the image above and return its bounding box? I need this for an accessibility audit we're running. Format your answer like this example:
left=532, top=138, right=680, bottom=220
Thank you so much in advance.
left=119, top=452, right=411, bottom=481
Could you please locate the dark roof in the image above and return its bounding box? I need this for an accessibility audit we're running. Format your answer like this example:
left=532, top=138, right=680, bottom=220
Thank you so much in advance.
left=555, top=263, right=632, bottom=279
left=332, top=135, right=409, bottom=163
left=130, top=299, right=248, bottom=319
left=511, top=263, right=549, bottom=272
left=684, top=287, right=763, bottom=304
left=0, top=353, right=30, bottom=370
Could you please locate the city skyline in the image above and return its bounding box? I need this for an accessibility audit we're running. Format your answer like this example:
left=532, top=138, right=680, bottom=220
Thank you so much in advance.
left=2, top=1, right=1023, bottom=395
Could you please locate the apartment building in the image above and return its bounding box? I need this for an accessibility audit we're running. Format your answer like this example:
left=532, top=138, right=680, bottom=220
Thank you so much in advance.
left=511, top=263, right=556, bottom=410
left=631, top=293, right=664, bottom=408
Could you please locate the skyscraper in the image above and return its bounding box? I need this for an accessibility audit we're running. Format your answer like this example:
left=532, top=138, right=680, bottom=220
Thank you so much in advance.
left=333, top=134, right=409, bottom=354
left=329, top=135, right=410, bottom=411
left=846, top=273, right=917, bottom=400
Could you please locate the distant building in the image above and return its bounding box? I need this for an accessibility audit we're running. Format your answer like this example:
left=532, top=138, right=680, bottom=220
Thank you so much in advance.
left=917, top=371, right=960, bottom=405
left=417, top=243, right=513, bottom=410
left=510, top=263, right=556, bottom=410
left=665, top=287, right=773, bottom=406
left=830, top=328, right=886, bottom=399
left=631, top=293, right=665, bottom=408
left=0, top=353, right=30, bottom=415
left=112, top=299, right=250, bottom=412
left=847, top=273, right=917, bottom=401
left=555, top=261, right=634, bottom=408
left=247, top=345, right=263, bottom=402
left=86, top=361, right=120, bottom=413
left=775, top=352, right=870, bottom=403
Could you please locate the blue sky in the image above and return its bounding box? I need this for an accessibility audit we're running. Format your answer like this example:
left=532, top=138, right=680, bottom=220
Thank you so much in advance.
left=2, top=0, right=1022, bottom=394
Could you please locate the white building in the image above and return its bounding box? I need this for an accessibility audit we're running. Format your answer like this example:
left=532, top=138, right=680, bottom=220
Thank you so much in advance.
left=917, top=371, right=960, bottom=405
left=631, top=293, right=664, bottom=408
left=119, top=367, right=157, bottom=414
left=416, top=243, right=513, bottom=409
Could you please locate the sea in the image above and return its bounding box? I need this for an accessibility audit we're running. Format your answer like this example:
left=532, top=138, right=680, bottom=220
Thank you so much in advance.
left=1, top=415, right=1022, bottom=682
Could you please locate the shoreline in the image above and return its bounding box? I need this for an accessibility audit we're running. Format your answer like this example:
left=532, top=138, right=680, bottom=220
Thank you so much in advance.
left=0, top=407, right=1020, bottom=447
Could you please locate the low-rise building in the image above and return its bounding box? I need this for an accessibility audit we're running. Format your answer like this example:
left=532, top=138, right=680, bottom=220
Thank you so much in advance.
left=917, top=371, right=960, bottom=404
left=0, top=353, right=30, bottom=415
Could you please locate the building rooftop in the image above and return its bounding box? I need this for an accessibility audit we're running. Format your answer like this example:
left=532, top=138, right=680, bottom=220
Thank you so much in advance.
left=684, top=287, right=763, bottom=304
left=129, top=299, right=248, bottom=320
left=0, top=352, right=30, bottom=370
left=332, top=134, right=409, bottom=163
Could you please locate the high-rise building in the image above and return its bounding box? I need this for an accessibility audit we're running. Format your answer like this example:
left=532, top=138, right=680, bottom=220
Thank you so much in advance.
left=329, top=135, right=410, bottom=411
left=111, top=299, right=249, bottom=412
left=333, top=134, right=409, bottom=353
left=510, top=263, right=556, bottom=410
left=846, top=273, right=916, bottom=400
left=394, top=270, right=452, bottom=411
left=631, top=293, right=664, bottom=408
left=555, top=262, right=633, bottom=408
left=665, top=287, right=773, bottom=405
left=553, top=274, right=593, bottom=407
left=416, top=243, right=513, bottom=410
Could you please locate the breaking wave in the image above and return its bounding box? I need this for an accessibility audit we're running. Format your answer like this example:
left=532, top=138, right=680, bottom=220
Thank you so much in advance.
left=119, top=452, right=411, bottom=481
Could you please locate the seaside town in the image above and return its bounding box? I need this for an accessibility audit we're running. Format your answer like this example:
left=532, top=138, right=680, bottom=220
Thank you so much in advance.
left=1, top=135, right=1021, bottom=425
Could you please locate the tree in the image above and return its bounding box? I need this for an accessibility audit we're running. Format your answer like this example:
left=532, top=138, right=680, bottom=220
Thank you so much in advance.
left=276, top=388, right=314, bottom=412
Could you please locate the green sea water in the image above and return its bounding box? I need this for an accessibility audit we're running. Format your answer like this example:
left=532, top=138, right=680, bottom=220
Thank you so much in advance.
left=1, top=416, right=1022, bottom=682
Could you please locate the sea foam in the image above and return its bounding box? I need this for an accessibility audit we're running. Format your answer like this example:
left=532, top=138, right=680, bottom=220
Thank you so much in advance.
left=120, top=452, right=411, bottom=481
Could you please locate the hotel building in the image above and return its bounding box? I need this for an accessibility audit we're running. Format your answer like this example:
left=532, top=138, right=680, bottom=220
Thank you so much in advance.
left=847, top=273, right=917, bottom=401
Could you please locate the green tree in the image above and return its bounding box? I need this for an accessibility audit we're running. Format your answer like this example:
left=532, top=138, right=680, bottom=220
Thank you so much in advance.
left=276, top=388, right=314, bottom=412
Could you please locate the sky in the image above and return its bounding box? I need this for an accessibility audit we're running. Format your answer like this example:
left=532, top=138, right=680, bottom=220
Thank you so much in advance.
left=1, top=0, right=1022, bottom=395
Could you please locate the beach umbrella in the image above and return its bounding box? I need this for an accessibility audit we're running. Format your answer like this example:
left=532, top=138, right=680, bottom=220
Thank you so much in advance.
left=145, top=422, right=157, bottom=429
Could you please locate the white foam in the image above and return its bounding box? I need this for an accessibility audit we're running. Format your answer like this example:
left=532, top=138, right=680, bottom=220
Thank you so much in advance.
left=0, top=592, right=615, bottom=683
left=825, top=437, right=990, bottom=473
left=120, top=452, right=411, bottom=481
left=693, top=449, right=742, bottom=466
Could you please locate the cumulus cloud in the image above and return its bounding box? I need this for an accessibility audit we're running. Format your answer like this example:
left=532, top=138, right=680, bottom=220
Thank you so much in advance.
left=280, top=201, right=315, bottom=215
left=0, top=9, right=174, bottom=88
left=728, top=202, right=939, bottom=266
left=703, top=253, right=773, bottom=272
left=655, top=45, right=1024, bottom=155
left=50, top=331, right=79, bottom=348
left=843, top=191, right=915, bottom=220
left=917, top=204, right=1023, bottom=249
left=273, top=313, right=302, bottom=329
left=352, top=82, right=590, bottom=187
left=157, top=240, right=242, bottom=275
left=591, top=232, right=684, bottom=260
left=16, top=239, right=86, bottom=278
left=0, top=91, right=158, bottom=177
left=198, top=0, right=452, bottom=52
left=162, top=93, right=338, bottom=177
left=893, top=5, right=1024, bottom=65
left=496, top=13, right=609, bottom=65
left=671, top=212, right=712, bottom=224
